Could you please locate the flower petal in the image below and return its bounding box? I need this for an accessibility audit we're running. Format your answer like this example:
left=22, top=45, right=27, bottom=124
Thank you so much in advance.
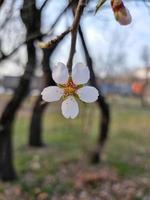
left=72, top=63, right=90, bottom=85
left=52, top=62, right=69, bottom=84
left=41, top=86, right=64, bottom=102
left=77, top=86, right=99, bottom=103
left=61, top=96, right=79, bottom=119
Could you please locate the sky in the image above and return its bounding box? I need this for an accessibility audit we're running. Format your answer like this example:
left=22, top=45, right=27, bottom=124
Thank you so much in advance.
left=0, top=0, right=150, bottom=77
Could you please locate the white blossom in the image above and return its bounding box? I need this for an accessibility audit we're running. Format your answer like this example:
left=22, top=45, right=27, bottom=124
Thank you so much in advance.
left=41, top=62, right=99, bottom=119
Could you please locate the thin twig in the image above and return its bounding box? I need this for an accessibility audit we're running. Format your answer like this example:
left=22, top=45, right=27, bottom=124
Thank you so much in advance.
left=40, top=0, right=51, bottom=11
left=50, top=0, right=75, bottom=31
left=38, top=28, right=71, bottom=49
left=0, top=0, right=16, bottom=30
left=67, top=0, right=87, bottom=71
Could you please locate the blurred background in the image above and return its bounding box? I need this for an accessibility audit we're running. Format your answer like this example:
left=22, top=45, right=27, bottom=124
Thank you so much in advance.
left=0, top=0, right=150, bottom=199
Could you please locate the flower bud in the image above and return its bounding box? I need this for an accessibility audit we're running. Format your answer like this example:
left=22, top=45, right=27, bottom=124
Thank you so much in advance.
left=111, top=0, right=132, bottom=25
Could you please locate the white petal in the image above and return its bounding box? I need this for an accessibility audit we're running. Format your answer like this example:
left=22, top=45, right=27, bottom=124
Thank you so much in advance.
left=72, top=63, right=90, bottom=85
left=52, top=62, right=69, bottom=84
left=77, top=86, right=99, bottom=103
left=61, top=96, right=79, bottom=119
left=41, top=86, right=64, bottom=102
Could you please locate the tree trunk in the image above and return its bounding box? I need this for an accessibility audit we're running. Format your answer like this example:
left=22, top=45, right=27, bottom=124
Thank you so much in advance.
left=29, top=48, right=55, bottom=146
left=79, top=26, right=110, bottom=163
left=29, top=30, right=69, bottom=146
left=0, top=0, right=39, bottom=181
left=0, top=41, right=36, bottom=181
left=0, top=0, right=4, bottom=7
left=0, top=127, right=16, bottom=181
left=29, top=96, right=48, bottom=147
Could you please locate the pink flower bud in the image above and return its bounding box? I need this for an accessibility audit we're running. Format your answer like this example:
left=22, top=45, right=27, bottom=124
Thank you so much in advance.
left=111, top=0, right=132, bottom=25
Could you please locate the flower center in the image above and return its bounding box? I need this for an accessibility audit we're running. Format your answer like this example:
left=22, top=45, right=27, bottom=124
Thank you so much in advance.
left=64, top=78, right=77, bottom=97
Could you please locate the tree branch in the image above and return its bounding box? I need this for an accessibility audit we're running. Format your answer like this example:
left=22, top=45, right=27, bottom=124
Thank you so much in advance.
left=0, top=1, right=74, bottom=62
left=40, top=0, right=51, bottom=12
left=67, top=0, right=87, bottom=70
left=38, top=28, right=71, bottom=49
left=78, top=25, right=97, bottom=87
left=0, top=0, right=16, bottom=29
left=49, top=0, right=75, bottom=31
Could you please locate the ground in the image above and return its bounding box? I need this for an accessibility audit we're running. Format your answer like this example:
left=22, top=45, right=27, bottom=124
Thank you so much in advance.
left=0, top=95, right=150, bottom=200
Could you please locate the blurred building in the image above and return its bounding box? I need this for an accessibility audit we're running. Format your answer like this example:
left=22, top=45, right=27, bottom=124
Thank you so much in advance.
left=0, top=76, right=43, bottom=95
left=132, top=66, right=150, bottom=80
left=96, top=66, right=150, bottom=96
left=1, top=66, right=150, bottom=97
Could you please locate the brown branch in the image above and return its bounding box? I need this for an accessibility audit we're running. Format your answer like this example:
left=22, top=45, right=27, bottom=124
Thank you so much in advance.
left=0, top=1, right=74, bottom=62
left=38, top=28, right=71, bottom=49
left=67, top=0, right=87, bottom=70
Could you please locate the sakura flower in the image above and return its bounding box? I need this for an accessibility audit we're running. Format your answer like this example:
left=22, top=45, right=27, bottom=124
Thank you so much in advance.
left=41, top=62, right=99, bottom=119
left=111, top=0, right=132, bottom=25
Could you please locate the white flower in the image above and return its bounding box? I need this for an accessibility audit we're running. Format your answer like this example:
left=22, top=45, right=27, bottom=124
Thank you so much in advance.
left=41, top=62, right=99, bottom=119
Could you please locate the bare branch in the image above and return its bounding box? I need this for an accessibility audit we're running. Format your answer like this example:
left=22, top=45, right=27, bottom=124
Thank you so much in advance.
left=78, top=25, right=97, bottom=87
left=0, top=0, right=74, bottom=62
left=50, top=0, right=75, bottom=31
left=40, top=0, right=51, bottom=11
left=67, top=0, right=87, bottom=70
left=38, top=28, right=71, bottom=49
left=0, top=42, right=23, bottom=62
left=0, top=0, right=16, bottom=31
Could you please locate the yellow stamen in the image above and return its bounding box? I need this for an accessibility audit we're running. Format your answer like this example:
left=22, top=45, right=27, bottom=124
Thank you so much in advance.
left=59, top=77, right=83, bottom=98
left=63, top=78, right=77, bottom=97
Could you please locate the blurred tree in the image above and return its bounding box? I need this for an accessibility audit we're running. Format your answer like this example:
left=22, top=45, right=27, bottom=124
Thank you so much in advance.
left=0, top=0, right=71, bottom=181
left=0, top=0, right=41, bottom=181
left=29, top=49, right=54, bottom=147
left=28, top=1, right=110, bottom=164
left=140, top=46, right=150, bottom=106
left=29, top=38, right=69, bottom=146
left=79, top=26, right=110, bottom=163
left=0, top=0, right=4, bottom=7
left=0, top=0, right=111, bottom=181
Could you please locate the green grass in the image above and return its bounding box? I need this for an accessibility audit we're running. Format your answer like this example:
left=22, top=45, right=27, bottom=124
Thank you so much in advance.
left=0, top=96, right=150, bottom=199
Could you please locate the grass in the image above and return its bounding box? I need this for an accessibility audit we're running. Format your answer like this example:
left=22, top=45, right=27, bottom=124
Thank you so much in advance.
left=0, top=95, right=150, bottom=199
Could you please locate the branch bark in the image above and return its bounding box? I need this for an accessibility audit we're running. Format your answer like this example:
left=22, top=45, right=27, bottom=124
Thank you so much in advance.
left=67, top=0, right=86, bottom=70
left=38, top=28, right=70, bottom=49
